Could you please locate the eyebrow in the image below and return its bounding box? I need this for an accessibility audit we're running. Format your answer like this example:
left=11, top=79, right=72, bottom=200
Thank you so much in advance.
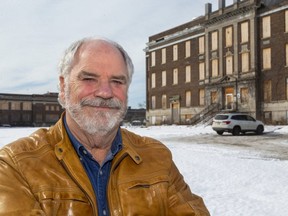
left=78, top=70, right=128, bottom=83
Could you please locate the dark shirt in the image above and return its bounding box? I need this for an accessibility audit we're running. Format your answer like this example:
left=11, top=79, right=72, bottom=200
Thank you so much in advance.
left=64, top=117, right=122, bottom=216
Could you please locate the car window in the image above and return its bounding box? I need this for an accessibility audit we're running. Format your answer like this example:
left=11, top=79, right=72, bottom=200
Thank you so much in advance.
left=246, top=115, right=255, bottom=121
left=215, top=115, right=229, bottom=120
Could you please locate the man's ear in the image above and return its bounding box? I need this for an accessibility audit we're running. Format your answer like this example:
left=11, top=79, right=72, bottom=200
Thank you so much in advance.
left=59, top=76, right=65, bottom=100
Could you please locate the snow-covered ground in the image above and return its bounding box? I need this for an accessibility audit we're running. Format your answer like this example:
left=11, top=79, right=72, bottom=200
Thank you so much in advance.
left=1, top=125, right=287, bottom=216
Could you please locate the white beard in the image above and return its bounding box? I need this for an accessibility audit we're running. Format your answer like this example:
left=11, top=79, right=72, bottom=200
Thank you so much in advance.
left=64, top=88, right=127, bottom=136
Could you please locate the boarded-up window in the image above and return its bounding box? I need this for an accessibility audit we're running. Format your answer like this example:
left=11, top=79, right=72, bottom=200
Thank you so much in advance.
left=151, top=96, right=156, bottom=109
left=186, top=91, right=191, bottom=107
left=211, top=91, right=218, bottom=104
left=199, top=62, right=205, bottom=80
left=240, top=88, right=249, bottom=103
left=263, top=48, right=271, bottom=69
left=226, top=56, right=233, bottom=75
left=162, top=95, right=167, bottom=109
left=241, top=52, right=249, bottom=72
left=286, top=44, right=288, bottom=66
left=161, top=48, right=166, bottom=64
left=162, top=71, right=166, bottom=86
left=241, top=21, right=249, bottom=43
left=225, top=26, right=233, bottom=47
left=185, top=41, right=191, bottom=58
left=173, top=68, right=178, bottom=85
left=199, top=36, right=205, bottom=54
left=264, top=80, right=272, bottom=102
left=151, top=51, right=156, bottom=66
left=211, top=31, right=218, bottom=51
left=212, top=59, right=218, bottom=77
left=0, top=101, right=9, bottom=110
left=173, top=45, right=178, bottom=61
left=22, top=102, right=32, bottom=110
left=286, top=78, right=288, bottom=100
left=185, top=66, right=191, bottom=82
left=262, top=16, right=271, bottom=38
left=11, top=102, right=21, bottom=110
left=286, top=10, right=288, bottom=32
left=199, top=89, right=205, bottom=106
left=151, top=73, right=156, bottom=88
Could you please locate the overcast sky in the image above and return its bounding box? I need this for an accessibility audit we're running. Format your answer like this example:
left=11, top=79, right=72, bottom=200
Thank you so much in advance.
left=0, top=0, right=234, bottom=108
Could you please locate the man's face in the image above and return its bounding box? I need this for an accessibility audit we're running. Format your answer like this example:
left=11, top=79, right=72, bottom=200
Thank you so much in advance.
left=60, top=41, right=129, bottom=135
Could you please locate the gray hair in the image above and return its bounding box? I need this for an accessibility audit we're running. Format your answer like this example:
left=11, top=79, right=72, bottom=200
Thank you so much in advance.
left=58, top=37, right=134, bottom=84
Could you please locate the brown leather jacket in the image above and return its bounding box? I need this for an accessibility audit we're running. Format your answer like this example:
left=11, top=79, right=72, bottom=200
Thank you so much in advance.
left=0, top=117, right=210, bottom=216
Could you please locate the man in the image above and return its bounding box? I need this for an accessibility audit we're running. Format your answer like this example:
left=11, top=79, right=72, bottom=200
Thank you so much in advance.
left=0, top=37, right=210, bottom=215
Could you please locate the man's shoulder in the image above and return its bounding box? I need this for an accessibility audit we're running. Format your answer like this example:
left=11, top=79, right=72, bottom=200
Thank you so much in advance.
left=0, top=126, right=58, bottom=159
left=120, top=128, right=168, bottom=150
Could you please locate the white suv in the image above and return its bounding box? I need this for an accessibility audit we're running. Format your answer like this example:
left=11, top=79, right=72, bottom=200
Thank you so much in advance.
left=212, top=113, right=264, bottom=136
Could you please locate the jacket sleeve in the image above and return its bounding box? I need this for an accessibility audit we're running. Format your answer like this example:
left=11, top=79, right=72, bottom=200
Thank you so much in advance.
left=167, top=161, right=210, bottom=216
left=0, top=148, right=45, bottom=216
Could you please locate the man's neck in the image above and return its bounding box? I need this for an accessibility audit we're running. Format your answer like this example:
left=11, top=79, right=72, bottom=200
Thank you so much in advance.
left=65, top=114, right=119, bottom=165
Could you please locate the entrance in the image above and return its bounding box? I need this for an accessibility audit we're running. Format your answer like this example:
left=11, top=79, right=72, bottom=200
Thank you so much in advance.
left=171, top=102, right=180, bottom=124
left=225, top=87, right=234, bottom=110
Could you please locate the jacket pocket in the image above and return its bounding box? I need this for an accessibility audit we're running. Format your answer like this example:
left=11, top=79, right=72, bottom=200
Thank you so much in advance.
left=36, top=190, right=93, bottom=216
left=118, top=175, right=169, bottom=215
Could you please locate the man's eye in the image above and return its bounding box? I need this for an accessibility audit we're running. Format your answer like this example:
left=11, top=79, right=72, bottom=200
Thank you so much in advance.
left=82, top=77, right=95, bottom=81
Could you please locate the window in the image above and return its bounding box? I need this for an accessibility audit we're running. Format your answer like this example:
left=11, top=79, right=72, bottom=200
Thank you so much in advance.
left=173, top=45, right=178, bottom=61
left=185, top=66, right=191, bottom=83
left=286, top=78, right=288, bottom=100
left=151, top=73, right=156, bottom=88
left=212, top=59, right=218, bottom=77
left=151, top=51, right=156, bottom=66
left=199, top=36, right=205, bottom=54
left=211, top=31, right=218, bottom=51
left=185, top=41, right=191, bottom=58
left=162, top=71, right=166, bottom=86
left=241, top=52, right=249, bottom=72
left=186, top=91, right=191, bottom=107
left=199, top=89, right=205, bottom=106
left=22, top=102, right=32, bottom=110
left=0, top=101, right=9, bottom=110
left=240, top=88, right=249, bottom=103
left=263, top=48, right=271, bottom=70
left=226, top=56, right=233, bottom=75
left=173, top=68, right=178, bottom=85
left=161, top=48, right=166, bottom=64
left=151, top=96, right=156, bottom=109
left=199, top=62, right=205, bottom=80
left=162, top=95, right=167, bottom=109
left=286, top=44, right=288, bottom=66
left=11, top=102, right=21, bottom=110
left=241, top=21, right=249, bottom=43
left=285, top=10, right=288, bottom=32
left=262, top=16, right=271, bottom=39
left=264, top=80, right=272, bottom=102
left=225, top=26, right=233, bottom=47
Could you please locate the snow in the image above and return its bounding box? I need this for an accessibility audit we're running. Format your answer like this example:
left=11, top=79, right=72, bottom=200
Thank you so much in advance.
left=1, top=125, right=288, bottom=216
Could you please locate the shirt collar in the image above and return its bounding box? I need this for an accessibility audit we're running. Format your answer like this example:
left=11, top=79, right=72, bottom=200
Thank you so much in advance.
left=63, top=115, right=122, bottom=160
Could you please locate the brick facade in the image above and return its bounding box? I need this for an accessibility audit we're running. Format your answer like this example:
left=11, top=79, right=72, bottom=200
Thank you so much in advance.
left=145, top=0, right=288, bottom=125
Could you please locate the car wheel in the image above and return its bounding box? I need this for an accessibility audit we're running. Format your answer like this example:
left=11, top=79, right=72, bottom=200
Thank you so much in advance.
left=232, top=126, right=241, bottom=136
left=217, top=131, right=224, bottom=135
left=256, top=125, right=264, bottom=135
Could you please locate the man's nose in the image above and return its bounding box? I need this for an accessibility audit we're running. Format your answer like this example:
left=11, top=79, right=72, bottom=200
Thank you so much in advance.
left=94, top=81, right=113, bottom=99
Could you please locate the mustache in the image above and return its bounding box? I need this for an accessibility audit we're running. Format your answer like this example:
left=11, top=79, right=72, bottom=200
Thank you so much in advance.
left=80, top=97, right=123, bottom=109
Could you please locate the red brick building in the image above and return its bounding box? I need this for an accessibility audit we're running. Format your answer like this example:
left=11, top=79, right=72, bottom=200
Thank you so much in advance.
left=145, top=0, right=288, bottom=125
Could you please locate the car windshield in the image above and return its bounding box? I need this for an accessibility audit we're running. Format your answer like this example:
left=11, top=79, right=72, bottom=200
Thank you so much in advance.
left=214, top=115, right=229, bottom=120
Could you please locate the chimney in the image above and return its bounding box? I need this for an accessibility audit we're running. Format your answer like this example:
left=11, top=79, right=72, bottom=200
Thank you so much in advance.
left=205, top=3, right=212, bottom=19
left=219, top=0, right=226, bottom=9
